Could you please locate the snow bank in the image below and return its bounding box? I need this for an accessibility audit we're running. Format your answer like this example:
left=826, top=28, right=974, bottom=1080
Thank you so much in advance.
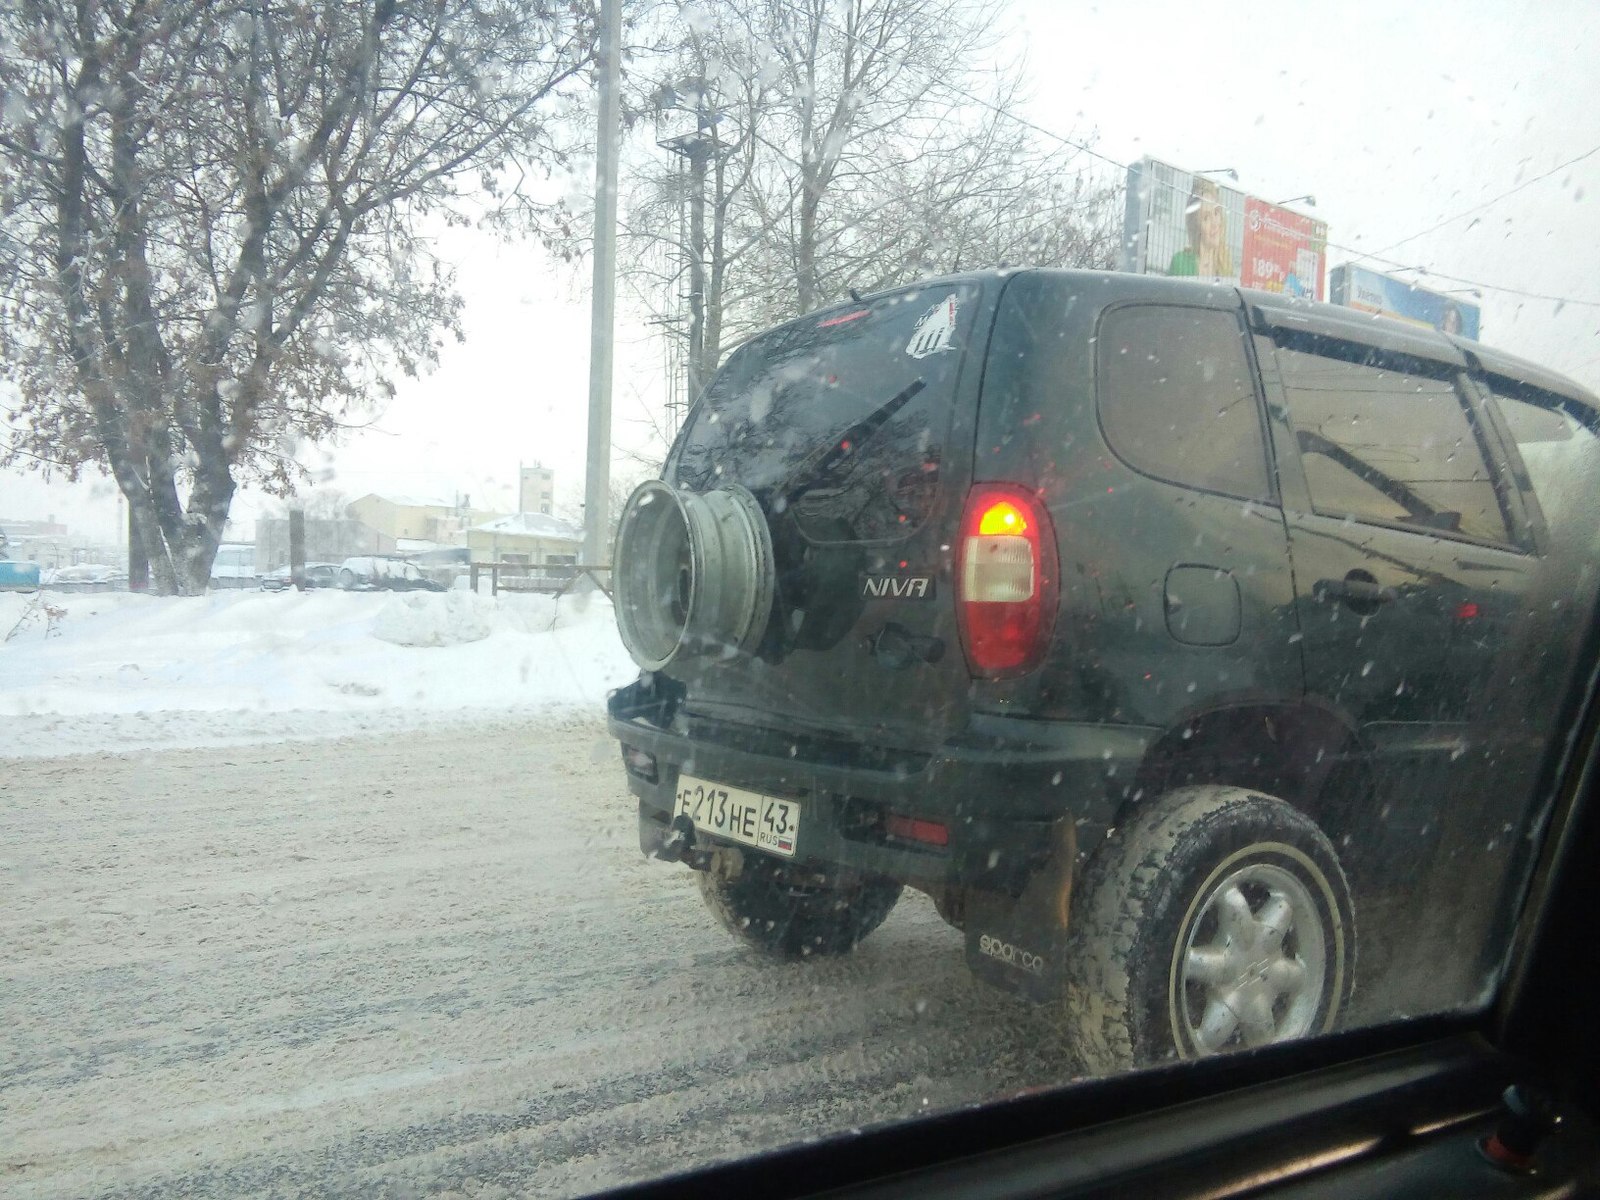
left=0, top=587, right=636, bottom=757
left=371, top=589, right=497, bottom=647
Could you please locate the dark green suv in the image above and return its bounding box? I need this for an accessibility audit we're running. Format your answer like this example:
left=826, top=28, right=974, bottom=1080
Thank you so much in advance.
left=607, top=269, right=1600, bottom=1072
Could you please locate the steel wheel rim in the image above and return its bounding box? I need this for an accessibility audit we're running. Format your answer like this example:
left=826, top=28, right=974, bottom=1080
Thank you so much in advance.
left=613, top=480, right=774, bottom=671
left=1177, top=861, right=1327, bottom=1055
left=614, top=481, right=696, bottom=670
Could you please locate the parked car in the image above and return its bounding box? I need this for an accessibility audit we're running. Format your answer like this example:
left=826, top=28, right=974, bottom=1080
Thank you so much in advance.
left=607, top=269, right=1600, bottom=1074
left=208, top=543, right=259, bottom=589
left=41, top=563, right=128, bottom=592
left=260, top=562, right=340, bottom=591
left=336, top=556, right=446, bottom=592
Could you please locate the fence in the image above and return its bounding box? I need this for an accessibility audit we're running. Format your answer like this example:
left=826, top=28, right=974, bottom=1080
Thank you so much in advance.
left=468, top=562, right=611, bottom=599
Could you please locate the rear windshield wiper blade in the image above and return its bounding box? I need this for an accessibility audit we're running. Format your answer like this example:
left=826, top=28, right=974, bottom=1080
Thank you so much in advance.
left=776, top=377, right=927, bottom=507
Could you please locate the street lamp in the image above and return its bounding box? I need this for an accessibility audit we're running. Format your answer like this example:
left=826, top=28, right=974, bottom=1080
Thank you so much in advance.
left=1276, top=194, right=1317, bottom=207
left=1195, top=167, right=1240, bottom=180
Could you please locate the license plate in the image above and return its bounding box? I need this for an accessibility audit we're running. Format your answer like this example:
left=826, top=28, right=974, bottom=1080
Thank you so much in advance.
left=674, top=775, right=801, bottom=858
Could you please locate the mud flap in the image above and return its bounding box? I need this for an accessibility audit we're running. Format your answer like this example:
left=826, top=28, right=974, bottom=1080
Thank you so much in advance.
left=963, top=817, right=1077, bottom=1004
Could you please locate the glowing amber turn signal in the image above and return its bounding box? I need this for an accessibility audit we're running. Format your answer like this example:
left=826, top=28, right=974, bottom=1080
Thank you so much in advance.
left=977, top=501, right=1028, bottom=536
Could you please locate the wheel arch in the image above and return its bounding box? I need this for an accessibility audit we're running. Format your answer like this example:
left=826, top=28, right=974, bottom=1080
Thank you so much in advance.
left=1120, top=701, right=1378, bottom=844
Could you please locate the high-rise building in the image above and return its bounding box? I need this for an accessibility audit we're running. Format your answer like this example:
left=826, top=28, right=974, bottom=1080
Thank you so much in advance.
left=519, top=465, right=555, bottom=516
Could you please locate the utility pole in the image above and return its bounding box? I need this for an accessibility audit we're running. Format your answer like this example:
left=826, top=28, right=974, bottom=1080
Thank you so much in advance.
left=686, top=135, right=708, bottom=404
left=582, top=0, right=622, bottom=568
left=288, top=509, right=306, bottom=590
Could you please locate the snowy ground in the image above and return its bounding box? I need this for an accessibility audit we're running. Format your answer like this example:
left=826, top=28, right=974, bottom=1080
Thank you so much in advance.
left=0, top=588, right=636, bottom=758
left=0, top=589, right=1439, bottom=1197
left=0, top=590, right=1075, bottom=1197
left=0, top=726, right=1070, bottom=1199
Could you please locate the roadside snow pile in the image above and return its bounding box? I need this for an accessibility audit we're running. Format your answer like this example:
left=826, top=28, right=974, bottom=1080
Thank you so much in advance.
left=372, top=589, right=496, bottom=647
left=0, top=587, right=636, bottom=756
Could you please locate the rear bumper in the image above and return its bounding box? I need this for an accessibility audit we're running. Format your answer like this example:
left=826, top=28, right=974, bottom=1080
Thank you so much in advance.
left=607, top=677, right=1155, bottom=892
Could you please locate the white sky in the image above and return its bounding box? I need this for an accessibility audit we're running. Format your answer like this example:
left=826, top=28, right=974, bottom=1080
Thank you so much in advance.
left=6, top=0, right=1599, bottom=546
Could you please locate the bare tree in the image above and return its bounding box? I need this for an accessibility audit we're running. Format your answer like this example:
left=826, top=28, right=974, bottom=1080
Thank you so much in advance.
left=0, top=0, right=594, bottom=593
left=611, top=0, right=1119, bottom=404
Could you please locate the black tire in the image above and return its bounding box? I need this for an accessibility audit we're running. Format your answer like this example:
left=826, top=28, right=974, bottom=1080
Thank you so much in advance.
left=339, top=568, right=357, bottom=590
left=1064, top=786, right=1355, bottom=1075
left=697, top=856, right=903, bottom=960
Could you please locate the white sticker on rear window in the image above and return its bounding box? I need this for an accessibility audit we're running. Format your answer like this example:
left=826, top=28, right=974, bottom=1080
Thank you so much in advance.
left=906, top=293, right=959, bottom=359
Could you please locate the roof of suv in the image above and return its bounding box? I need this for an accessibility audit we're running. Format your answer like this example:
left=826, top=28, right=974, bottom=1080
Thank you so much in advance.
left=1242, top=285, right=1596, bottom=408
left=802, top=269, right=1596, bottom=414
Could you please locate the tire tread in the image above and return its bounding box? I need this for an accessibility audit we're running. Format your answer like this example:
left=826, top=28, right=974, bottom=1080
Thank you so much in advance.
left=1064, top=786, right=1354, bottom=1074
left=698, top=860, right=903, bottom=960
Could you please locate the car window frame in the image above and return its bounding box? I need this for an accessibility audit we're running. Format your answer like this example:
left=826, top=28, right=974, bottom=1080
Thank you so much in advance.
left=607, top=630, right=1600, bottom=1198
left=1262, top=329, right=1534, bottom=554
left=1091, top=298, right=1281, bottom=506
left=1469, top=371, right=1600, bottom=559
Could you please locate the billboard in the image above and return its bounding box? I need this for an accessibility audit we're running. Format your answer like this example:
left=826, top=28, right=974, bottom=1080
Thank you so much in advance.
left=1121, top=157, right=1329, bottom=300
left=1329, top=263, right=1481, bottom=340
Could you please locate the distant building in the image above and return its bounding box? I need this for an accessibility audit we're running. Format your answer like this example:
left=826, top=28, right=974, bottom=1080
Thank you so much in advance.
left=253, top=517, right=395, bottom=572
left=1, top=533, right=80, bottom=567
left=0, top=516, right=69, bottom=539
left=0, top=516, right=113, bottom=569
left=519, top=466, right=555, bottom=516
left=466, top=512, right=582, bottom=567
left=344, top=493, right=501, bottom=544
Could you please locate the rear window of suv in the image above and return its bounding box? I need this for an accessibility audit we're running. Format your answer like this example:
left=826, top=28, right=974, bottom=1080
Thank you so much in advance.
left=670, top=284, right=981, bottom=543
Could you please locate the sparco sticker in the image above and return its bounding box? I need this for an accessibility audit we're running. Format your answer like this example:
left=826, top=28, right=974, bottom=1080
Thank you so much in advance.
left=905, top=293, right=959, bottom=359
left=978, top=933, right=1046, bottom=975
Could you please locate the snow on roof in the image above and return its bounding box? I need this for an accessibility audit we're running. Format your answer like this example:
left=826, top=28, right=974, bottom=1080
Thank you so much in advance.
left=470, top=512, right=582, bottom=541
left=353, top=492, right=459, bottom=510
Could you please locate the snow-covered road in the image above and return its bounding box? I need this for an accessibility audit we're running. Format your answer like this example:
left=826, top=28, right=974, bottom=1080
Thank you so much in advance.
left=1, top=722, right=1074, bottom=1199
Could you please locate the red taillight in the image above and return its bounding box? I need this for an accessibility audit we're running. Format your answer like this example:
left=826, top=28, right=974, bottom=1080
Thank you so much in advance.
left=885, top=813, right=950, bottom=847
left=956, top=484, right=1057, bottom=678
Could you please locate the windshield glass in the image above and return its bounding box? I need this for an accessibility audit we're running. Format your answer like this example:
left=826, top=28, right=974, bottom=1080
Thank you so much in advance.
left=2, top=0, right=1598, bottom=1196
left=671, top=284, right=979, bottom=542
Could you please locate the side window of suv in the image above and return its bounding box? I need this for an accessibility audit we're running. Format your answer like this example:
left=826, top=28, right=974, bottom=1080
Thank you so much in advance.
left=1275, top=342, right=1514, bottom=545
left=1096, top=305, right=1271, bottom=501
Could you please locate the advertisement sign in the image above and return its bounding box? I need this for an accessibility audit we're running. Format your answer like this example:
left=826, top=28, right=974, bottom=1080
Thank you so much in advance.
left=1122, top=158, right=1329, bottom=300
left=1330, top=263, right=1481, bottom=340
left=1243, top=198, right=1324, bottom=298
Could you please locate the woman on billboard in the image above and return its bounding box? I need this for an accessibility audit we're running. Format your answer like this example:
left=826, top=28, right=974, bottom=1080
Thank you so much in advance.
left=1168, top=178, right=1234, bottom=279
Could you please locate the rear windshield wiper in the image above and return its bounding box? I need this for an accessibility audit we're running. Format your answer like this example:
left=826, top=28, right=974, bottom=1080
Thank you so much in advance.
left=776, top=377, right=927, bottom=508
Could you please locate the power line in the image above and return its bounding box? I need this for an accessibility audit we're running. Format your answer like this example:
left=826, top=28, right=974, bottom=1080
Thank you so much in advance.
left=690, top=6, right=1600, bottom=313
left=1358, top=143, right=1600, bottom=260
left=917, top=72, right=1600, bottom=310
